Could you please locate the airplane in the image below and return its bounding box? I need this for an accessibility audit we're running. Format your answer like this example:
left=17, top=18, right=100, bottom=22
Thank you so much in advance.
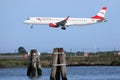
left=24, top=7, right=107, bottom=30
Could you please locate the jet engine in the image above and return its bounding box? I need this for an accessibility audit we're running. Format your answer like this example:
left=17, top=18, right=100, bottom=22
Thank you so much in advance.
left=49, top=23, right=58, bottom=28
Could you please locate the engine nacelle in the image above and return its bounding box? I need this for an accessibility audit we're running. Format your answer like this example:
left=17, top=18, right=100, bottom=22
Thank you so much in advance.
left=49, top=23, right=58, bottom=28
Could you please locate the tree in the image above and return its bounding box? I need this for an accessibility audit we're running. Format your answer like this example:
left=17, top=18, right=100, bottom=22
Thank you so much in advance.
left=18, top=47, right=27, bottom=54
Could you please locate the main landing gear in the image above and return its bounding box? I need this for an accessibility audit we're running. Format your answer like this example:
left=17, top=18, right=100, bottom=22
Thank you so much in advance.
left=61, top=26, right=66, bottom=30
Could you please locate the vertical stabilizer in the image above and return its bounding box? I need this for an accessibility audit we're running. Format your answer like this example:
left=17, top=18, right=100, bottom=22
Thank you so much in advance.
left=91, top=7, right=107, bottom=20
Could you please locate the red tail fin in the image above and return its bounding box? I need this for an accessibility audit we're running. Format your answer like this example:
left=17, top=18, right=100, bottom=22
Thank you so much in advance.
left=91, top=7, right=107, bottom=20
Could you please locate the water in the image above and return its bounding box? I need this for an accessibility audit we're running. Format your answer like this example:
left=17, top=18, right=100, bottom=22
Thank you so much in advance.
left=0, top=66, right=120, bottom=80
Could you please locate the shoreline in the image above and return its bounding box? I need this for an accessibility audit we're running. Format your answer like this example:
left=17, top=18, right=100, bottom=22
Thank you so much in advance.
left=0, top=52, right=120, bottom=68
left=0, top=58, right=120, bottom=68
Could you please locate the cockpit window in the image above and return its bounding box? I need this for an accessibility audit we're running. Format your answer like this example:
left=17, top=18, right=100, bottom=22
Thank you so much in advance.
left=27, top=18, right=30, bottom=20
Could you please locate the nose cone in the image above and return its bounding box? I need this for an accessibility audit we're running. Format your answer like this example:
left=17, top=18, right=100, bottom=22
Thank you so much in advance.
left=24, top=20, right=27, bottom=24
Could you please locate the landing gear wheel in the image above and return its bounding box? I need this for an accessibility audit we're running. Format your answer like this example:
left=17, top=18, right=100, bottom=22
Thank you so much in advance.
left=61, top=27, right=66, bottom=30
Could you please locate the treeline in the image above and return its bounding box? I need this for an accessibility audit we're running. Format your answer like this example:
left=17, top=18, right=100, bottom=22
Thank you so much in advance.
left=0, top=50, right=119, bottom=54
left=66, top=51, right=119, bottom=56
left=0, top=51, right=120, bottom=68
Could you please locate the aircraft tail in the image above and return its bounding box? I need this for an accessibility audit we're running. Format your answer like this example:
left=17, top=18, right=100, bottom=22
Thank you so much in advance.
left=91, top=7, right=107, bottom=20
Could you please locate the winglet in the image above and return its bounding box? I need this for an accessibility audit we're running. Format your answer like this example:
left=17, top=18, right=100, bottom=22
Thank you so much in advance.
left=91, top=7, right=107, bottom=20
left=65, top=16, right=70, bottom=20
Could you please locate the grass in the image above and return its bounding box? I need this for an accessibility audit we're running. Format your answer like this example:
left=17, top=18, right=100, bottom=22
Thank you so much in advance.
left=0, top=52, right=120, bottom=68
left=0, top=59, right=28, bottom=68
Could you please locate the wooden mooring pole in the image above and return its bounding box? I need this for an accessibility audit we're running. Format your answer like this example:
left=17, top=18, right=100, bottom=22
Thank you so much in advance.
left=50, top=48, right=67, bottom=80
left=27, top=49, right=42, bottom=76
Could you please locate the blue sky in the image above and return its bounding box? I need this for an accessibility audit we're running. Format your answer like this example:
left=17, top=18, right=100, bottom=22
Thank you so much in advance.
left=0, top=0, right=120, bottom=53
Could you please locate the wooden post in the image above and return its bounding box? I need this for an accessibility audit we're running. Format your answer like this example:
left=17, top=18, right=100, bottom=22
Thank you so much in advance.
left=50, top=48, right=59, bottom=80
left=50, top=48, right=67, bottom=80
left=59, top=48, right=67, bottom=80
left=27, top=49, right=42, bottom=76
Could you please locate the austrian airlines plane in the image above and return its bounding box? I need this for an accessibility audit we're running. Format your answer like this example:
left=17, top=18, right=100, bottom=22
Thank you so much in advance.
left=24, top=7, right=107, bottom=30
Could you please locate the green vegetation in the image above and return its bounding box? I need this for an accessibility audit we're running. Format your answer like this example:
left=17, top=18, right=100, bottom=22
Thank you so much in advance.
left=0, top=59, right=28, bottom=68
left=66, top=51, right=120, bottom=66
left=0, top=51, right=120, bottom=68
left=18, top=47, right=27, bottom=54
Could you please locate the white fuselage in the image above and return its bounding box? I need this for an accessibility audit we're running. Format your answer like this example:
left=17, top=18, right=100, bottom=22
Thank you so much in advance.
left=24, top=17, right=99, bottom=26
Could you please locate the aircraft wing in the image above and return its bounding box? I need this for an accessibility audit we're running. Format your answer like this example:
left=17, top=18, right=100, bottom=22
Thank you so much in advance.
left=56, top=16, right=69, bottom=26
left=49, top=16, right=69, bottom=30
